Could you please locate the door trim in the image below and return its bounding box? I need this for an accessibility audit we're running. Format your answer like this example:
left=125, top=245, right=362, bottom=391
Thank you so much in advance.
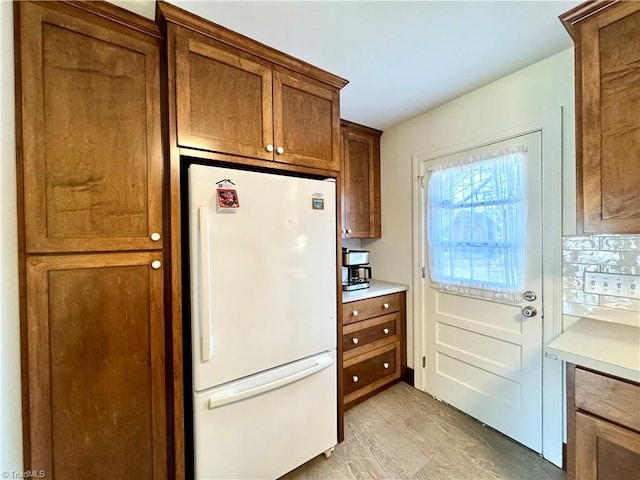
left=411, top=110, right=564, bottom=466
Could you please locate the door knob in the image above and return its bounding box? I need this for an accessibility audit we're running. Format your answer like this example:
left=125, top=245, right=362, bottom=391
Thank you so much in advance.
left=522, top=306, right=537, bottom=318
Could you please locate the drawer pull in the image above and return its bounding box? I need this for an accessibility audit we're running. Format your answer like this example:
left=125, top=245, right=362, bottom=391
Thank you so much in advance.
left=352, top=310, right=359, bottom=317
left=352, top=375, right=359, bottom=383
left=382, top=362, right=389, bottom=369
left=383, top=302, right=389, bottom=309
left=352, top=337, right=359, bottom=345
left=382, top=328, right=389, bottom=334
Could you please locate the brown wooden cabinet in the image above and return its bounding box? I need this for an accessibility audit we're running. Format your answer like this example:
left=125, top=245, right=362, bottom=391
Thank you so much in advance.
left=342, top=292, right=406, bottom=409
left=341, top=120, right=382, bottom=238
left=25, top=253, right=167, bottom=479
left=567, top=364, right=640, bottom=480
left=15, top=2, right=167, bottom=477
left=16, top=1, right=163, bottom=253
left=561, top=1, right=640, bottom=233
left=173, top=25, right=342, bottom=171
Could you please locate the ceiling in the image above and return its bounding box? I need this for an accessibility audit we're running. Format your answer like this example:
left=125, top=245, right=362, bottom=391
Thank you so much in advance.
left=113, top=0, right=582, bottom=130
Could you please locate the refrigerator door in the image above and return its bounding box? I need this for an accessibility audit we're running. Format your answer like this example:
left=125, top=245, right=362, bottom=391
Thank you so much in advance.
left=188, top=164, right=337, bottom=391
left=193, top=350, right=337, bottom=479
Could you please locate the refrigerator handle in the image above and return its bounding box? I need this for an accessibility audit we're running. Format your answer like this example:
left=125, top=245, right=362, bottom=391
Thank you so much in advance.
left=199, top=206, right=212, bottom=363
left=207, top=356, right=335, bottom=410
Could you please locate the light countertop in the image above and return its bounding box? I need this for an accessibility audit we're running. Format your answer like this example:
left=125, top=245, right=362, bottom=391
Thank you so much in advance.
left=342, top=279, right=408, bottom=303
left=546, top=317, right=640, bottom=383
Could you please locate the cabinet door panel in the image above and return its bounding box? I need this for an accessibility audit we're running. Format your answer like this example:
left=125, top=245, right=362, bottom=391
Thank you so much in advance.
left=175, top=32, right=273, bottom=160
left=343, top=131, right=376, bottom=237
left=575, top=412, right=640, bottom=480
left=580, top=2, right=640, bottom=233
left=274, top=69, right=340, bottom=171
left=18, top=3, right=163, bottom=252
left=26, top=253, right=166, bottom=479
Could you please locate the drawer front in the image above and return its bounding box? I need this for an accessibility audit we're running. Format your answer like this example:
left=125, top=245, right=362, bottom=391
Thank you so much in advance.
left=343, top=347, right=397, bottom=396
left=575, top=367, right=640, bottom=432
left=343, top=293, right=400, bottom=325
left=342, top=315, right=397, bottom=353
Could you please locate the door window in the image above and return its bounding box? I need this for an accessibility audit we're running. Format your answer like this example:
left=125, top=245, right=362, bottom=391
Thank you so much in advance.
left=427, top=146, right=527, bottom=301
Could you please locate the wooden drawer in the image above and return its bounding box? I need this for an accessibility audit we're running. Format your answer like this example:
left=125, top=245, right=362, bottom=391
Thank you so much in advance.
left=342, top=313, right=397, bottom=356
left=575, top=367, right=640, bottom=432
left=343, top=344, right=399, bottom=399
left=343, top=293, right=400, bottom=325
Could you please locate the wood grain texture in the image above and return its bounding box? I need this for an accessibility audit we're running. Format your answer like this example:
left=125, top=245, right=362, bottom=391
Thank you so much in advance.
left=341, top=120, right=382, bottom=238
left=175, top=30, right=273, bottom=160
left=342, top=314, right=398, bottom=354
left=26, top=253, right=167, bottom=479
left=274, top=67, right=340, bottom=171
left=575, top=367, right=640, bottom=432
left=343, top=293, right=401, bottom=325
left=17, top=1, right=163, bottom=253
left=575, top=412, right=640, bottom=480
left=570, top=0, right=640, bottom=233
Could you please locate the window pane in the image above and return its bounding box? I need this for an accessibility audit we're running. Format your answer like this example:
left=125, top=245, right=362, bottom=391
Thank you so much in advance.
left=427, top=148, right=527, bottom=299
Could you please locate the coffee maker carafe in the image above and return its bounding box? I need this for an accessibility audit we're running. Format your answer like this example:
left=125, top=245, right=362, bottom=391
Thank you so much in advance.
left=342, top=248, right=372, bottom=291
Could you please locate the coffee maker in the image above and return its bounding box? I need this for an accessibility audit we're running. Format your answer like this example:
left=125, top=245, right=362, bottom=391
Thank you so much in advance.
left=342, top=248, right=372, bottom=291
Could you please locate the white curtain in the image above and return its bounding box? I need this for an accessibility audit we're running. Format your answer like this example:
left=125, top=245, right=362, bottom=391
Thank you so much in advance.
left=426, top=146, right=527, bottom=302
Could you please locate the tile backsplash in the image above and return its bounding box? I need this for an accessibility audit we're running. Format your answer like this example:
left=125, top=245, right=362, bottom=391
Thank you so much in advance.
left=563, top=235, right=640, bottom=327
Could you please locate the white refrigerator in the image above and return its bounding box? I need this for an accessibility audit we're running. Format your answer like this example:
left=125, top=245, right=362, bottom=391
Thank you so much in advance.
left=187, top=164, right=337, bottom=479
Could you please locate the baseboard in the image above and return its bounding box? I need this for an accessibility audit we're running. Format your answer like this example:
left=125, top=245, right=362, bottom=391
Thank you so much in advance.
left=402, top=367, right=414, bottom=387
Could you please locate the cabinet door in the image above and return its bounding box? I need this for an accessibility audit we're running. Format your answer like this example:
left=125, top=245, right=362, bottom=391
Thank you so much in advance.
left=273, top=68, right=340, bottom=171
left=575, top=412, right=640, bottom=480
left=25, top=253, right=166, bottom=479
left=342, top=129, right=381, bottom=238
left=175, top=31, right=274, bottom=161
left=579, top=1, right=640, bottom=233
left=17, top=2, right=163, bottom=253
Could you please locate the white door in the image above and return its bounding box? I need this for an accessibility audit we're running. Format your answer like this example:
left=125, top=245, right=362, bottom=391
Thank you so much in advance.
left=188, top=164, right=337, bottom=392
left=419, top=132, right=543, bottom=452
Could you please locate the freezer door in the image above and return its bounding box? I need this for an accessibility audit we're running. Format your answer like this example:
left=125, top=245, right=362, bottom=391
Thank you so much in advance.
left=193, top=350, right=337, bottom=479
left=188, top=164, right=337, bottom=391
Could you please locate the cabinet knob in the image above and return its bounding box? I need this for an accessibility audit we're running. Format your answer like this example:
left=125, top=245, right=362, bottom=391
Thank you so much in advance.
left=150, top=232, right=161, bottom=242
left=382, top=328, right=389, bottom=334
left=347, top=229, right=352, bottom=234
left=352, top=310, right=358, bottom=317
left=352, top=337, right=359, bottom=345
left=352, top=375, right=359, bottom=383
left=382, top=362, right=389, bottom=369
left=151, top=260, right=161, bottom=270
left=383, top=303, right=389, bottom=309
left=266, top=144, right=274, bottom=152
left=276, top=146, right=285, bottom=154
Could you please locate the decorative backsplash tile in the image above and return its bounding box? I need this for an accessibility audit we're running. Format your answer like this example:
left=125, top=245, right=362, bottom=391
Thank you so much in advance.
left=562, top=234, right=640, bottom=327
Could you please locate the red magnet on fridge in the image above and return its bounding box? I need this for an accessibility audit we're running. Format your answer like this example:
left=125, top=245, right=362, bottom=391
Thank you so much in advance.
left=215, top=179, right=240, bottom=211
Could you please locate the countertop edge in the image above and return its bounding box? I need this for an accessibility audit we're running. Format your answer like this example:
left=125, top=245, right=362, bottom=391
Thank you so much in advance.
left=546, top=317, right=640, bottom=383
left=342, top=280, right=409, bottom=303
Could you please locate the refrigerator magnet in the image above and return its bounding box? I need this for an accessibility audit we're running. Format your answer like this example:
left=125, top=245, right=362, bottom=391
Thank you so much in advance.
left=312, top=197, right=324, bottom=210
left=217, top=188, right=240, bottom=211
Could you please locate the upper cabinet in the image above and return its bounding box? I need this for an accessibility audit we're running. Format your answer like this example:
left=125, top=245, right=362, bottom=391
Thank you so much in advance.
left=561, top=1, right=640, bottom=233
left=165, top=9, right=346, bottom=172
left=16, top=1, right=163, bottom=253
left=341, top=120, right=382, bottom=238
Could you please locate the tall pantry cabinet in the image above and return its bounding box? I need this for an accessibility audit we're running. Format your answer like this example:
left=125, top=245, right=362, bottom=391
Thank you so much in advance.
left=14, top=2, right=167, bottom=478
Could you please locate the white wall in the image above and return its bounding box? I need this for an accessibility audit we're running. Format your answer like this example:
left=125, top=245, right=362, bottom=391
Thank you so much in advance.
left=0, top=0, right=24, bottom=473
left=364, top=48, right=576, bottom=368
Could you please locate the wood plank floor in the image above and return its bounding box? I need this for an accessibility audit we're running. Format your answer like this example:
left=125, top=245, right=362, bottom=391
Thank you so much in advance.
left=282, top=382, right=565, bottom=480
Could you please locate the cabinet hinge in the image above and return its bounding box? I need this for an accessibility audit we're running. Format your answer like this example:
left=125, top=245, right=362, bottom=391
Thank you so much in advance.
left=422, top=356, right=426, bottom=368
left=421, top=266, right=426, bottom=278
